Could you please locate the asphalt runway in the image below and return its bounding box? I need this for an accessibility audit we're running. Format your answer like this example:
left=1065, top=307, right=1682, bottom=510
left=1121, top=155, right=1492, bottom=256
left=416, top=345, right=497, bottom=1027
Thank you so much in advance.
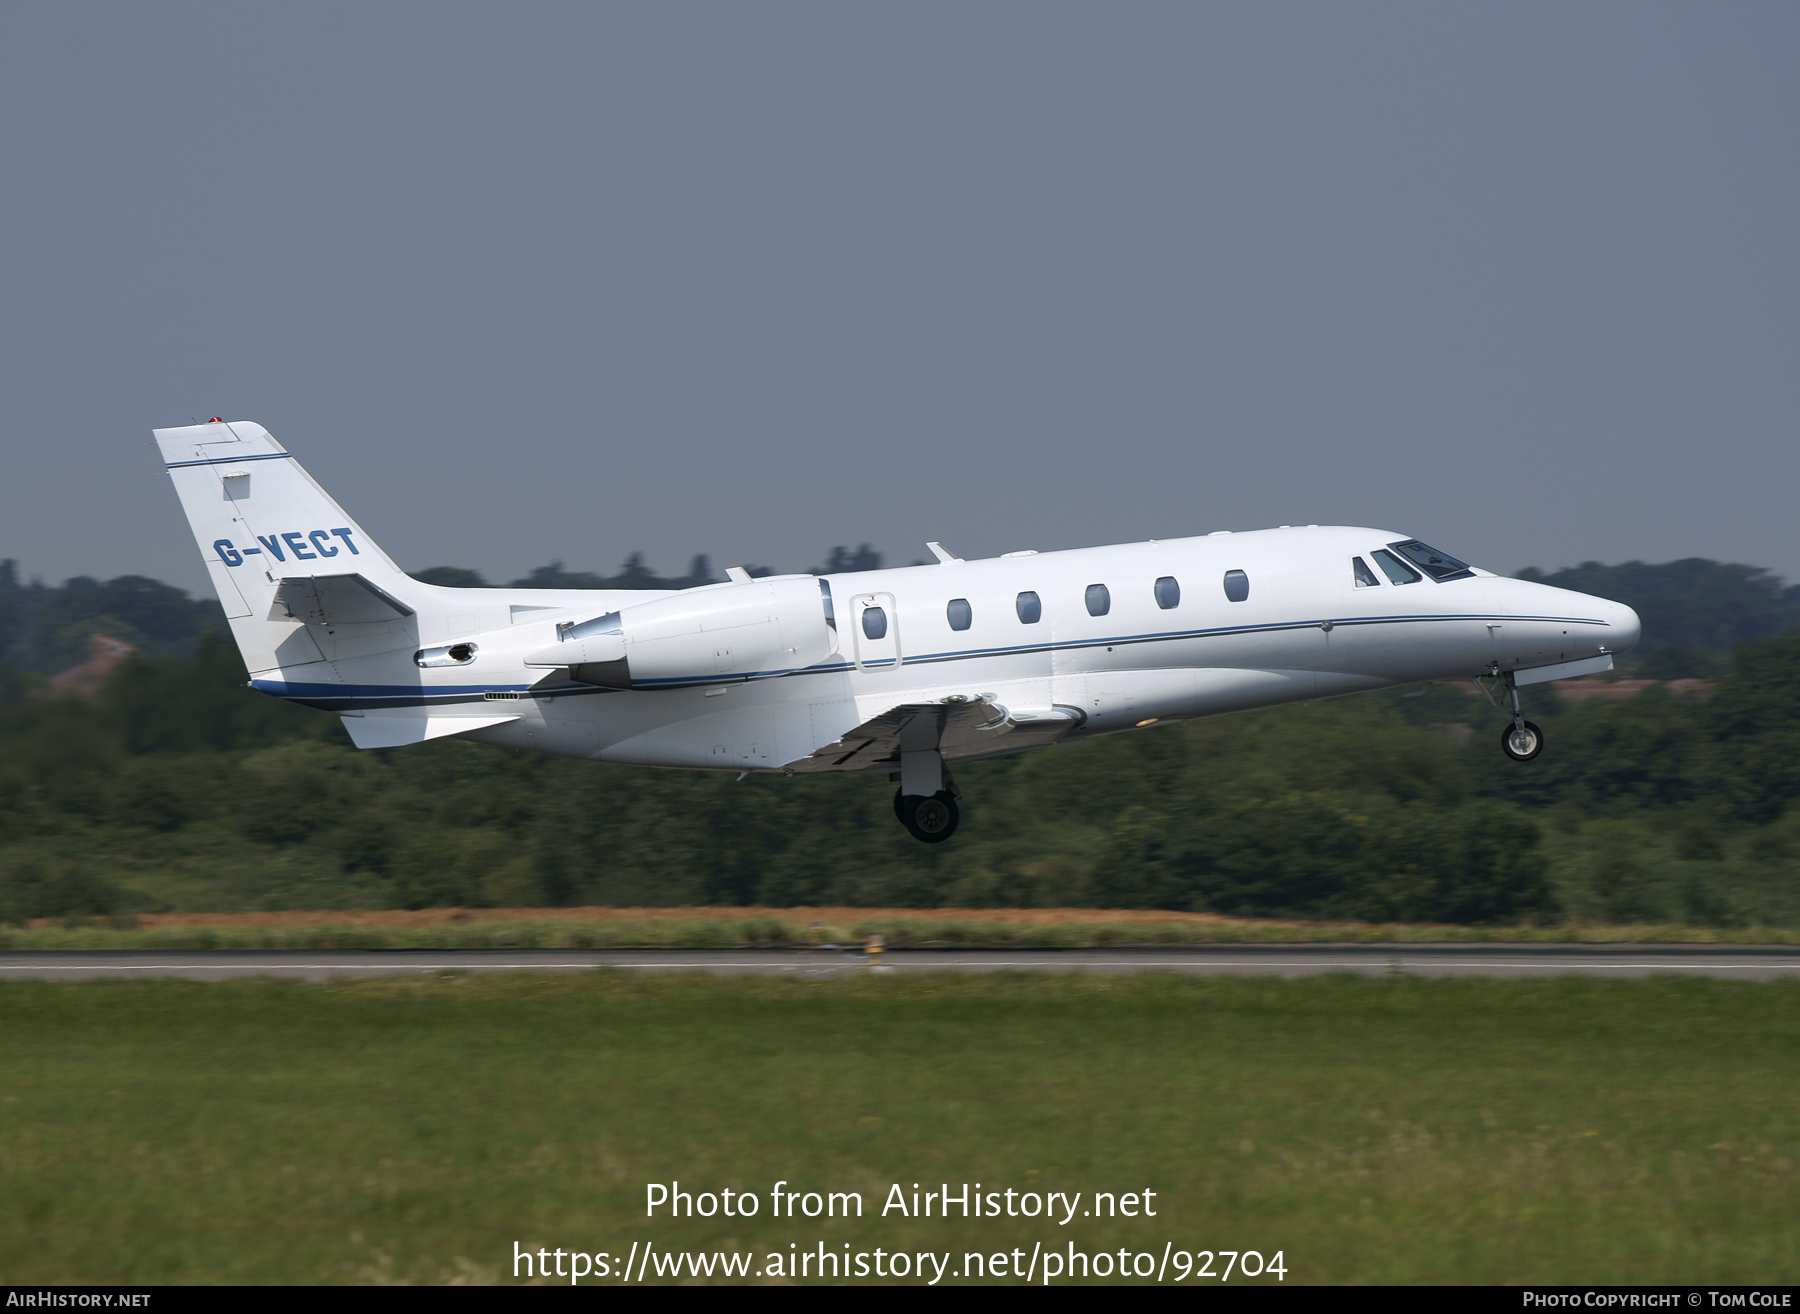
left=1, top=944, right=1797, bottom=982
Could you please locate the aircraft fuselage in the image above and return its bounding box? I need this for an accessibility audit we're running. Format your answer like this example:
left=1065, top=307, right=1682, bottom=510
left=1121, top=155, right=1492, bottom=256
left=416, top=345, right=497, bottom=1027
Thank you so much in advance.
left=155, top=420, right=1641, bottom=843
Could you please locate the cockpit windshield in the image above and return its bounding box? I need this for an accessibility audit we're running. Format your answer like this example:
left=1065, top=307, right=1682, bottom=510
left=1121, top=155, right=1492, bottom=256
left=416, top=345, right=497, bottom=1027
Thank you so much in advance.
left=1387, top=540, right=1474, bottom=582
left=558, top=610, right=622, bottom=642
left=1371, top=549, right=1420, bottom=585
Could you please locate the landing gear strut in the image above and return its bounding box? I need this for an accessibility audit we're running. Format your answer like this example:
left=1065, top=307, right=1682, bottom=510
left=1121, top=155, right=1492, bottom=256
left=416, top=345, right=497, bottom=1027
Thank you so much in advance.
left=895, top=788, right=959, bottom=843
left=1497, top=670, right=1543, bottom=762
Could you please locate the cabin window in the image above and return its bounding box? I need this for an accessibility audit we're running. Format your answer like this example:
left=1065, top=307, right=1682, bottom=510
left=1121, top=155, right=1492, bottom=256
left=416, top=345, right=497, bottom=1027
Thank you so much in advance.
left=1388, top=539, right=1475, bottom=581
left=1372, top=549, right=1421, bottom=585
left=1352, top=557, right=1380, bottom=588
left=861, top=606, right=888, bottom=640
left=1223, top=570, right=1249, bottom=603
left=1085, top=583, right=1110, bottom=617
left=946, top=598, right=972, bottom=631
left=1016, top=591, right=1042, bottom=624
left=1154, top=576, right=1180, bottom=609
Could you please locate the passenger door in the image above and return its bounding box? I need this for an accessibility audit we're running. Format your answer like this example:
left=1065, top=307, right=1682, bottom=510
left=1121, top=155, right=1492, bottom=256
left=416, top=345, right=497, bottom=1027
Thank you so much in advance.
left=850, top=591, right=900, bottom=671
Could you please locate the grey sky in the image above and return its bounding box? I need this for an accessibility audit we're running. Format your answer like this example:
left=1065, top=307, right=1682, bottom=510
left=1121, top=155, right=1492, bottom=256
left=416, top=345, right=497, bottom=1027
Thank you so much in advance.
left=2, top=3, right=1794, bottom=595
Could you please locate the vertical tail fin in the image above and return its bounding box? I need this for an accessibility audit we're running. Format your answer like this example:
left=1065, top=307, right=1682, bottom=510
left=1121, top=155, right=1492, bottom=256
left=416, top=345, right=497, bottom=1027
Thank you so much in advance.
left=154, top=420, right=419, bottom=676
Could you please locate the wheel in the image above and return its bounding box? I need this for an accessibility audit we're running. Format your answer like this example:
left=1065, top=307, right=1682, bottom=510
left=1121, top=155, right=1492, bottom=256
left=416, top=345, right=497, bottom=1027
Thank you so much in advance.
left=894, top=787, right=907, bottom=822
left=898, top=790, right=959, bottom=844
left=1501, top=720, right=1544, bottom=762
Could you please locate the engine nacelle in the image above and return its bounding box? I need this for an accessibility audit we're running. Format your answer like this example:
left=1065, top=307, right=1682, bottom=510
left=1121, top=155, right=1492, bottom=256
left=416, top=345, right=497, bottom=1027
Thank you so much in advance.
left=525, top=576, right=836, bottom=690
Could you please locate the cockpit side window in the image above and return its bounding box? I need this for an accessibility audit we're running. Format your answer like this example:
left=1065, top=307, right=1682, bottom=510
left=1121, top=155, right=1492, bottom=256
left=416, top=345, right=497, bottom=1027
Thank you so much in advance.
left=1388, top=539, right=1474, bottom=581
left=1371, top=549, right=1421, bottom=585
left=1352, top=557, right=1380, bottom=588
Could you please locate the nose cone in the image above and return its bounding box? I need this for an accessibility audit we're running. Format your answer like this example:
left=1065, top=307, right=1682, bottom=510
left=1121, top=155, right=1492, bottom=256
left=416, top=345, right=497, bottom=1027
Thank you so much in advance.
left=1604, top=598, right=1642, bottom=655
left=1554, top=586, right=1640, bottom=655
left=1493, top=576, right=1642, bottom=660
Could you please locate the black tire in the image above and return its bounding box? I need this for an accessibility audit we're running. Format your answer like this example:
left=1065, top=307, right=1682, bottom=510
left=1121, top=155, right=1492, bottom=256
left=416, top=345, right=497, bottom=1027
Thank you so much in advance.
left=894, top=787, right=907, bottom=822
left=1501, top=720, right=1544, bottom=762
left=899, top=791, right=960, bottom=844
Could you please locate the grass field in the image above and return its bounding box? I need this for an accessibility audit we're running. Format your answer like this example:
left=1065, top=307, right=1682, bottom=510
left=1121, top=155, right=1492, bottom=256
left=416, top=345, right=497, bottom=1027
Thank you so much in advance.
left=1, top=972, right=1796, bottom=1284
left=6, top=904, right=1799, bottom=950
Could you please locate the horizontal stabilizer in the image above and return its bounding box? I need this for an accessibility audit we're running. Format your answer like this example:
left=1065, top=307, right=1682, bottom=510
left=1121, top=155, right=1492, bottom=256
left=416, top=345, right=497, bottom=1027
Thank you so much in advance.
left=340, top=713, right=519, bottom=749
left=272, top=574, right=415, bottom=626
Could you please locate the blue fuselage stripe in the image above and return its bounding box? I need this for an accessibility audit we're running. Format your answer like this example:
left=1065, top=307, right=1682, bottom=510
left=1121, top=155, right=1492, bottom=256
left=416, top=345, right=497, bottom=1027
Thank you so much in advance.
left=256, top=611, right=1612, bottom=708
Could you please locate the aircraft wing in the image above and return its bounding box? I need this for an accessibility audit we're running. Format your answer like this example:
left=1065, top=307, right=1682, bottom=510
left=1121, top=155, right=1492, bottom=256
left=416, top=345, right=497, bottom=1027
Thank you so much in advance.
left=787, top=696, right=1085, bottom=773
left=270, top=573, right=415, bottom=626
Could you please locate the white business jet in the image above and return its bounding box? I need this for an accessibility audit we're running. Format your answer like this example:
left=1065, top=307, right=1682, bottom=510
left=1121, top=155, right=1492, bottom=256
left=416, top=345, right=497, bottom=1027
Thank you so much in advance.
left=156, top=420, right=1640, bottom=843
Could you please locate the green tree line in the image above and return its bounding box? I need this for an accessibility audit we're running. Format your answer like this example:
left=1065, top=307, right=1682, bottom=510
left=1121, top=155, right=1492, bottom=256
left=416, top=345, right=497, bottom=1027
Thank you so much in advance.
left=2, top=627, right=1800, bottom=926
left=0, top=546, right=891, bottom=679
left=2, top=552, right=1798, bottom=925
left=4, top=550, right=1778, bottom=681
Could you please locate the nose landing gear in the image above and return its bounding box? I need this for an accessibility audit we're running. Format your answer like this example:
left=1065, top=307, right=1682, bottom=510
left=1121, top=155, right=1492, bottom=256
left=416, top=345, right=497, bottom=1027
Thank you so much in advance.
left=1482, top=669, right=1544, bottom=762
left=1502, top=718, right=1544, bottom=762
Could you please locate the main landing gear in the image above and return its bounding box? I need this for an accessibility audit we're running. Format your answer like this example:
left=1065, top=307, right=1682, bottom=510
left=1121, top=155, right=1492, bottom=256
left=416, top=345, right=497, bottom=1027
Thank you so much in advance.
left=1488, top=669, right=1544, bottom=762
left=895, top=788, right=960, bottom=844
left=892, top=747, right=961, bottom=843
